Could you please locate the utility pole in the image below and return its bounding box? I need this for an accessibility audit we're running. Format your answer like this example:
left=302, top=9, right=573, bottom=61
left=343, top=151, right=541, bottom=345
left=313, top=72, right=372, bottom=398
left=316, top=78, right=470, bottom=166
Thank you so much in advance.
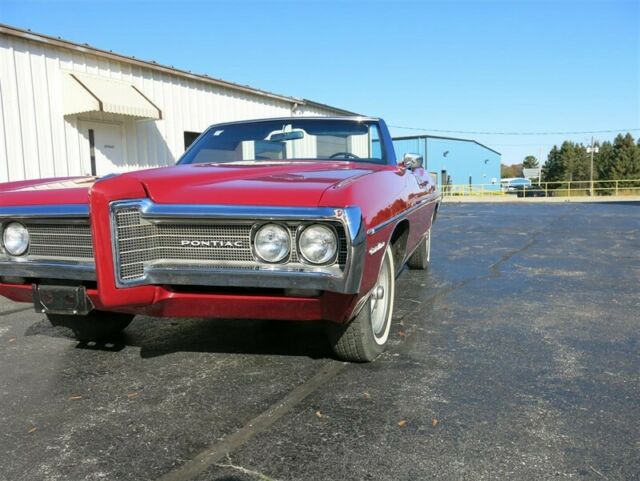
left=587, top=137, right=599, bottom=197
left=538, top=146, right=543, bottom=186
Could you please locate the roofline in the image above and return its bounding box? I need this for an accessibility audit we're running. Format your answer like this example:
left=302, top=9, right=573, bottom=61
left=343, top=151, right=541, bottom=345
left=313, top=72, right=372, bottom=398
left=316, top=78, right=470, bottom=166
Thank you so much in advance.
left=392, top=133, right=502, bottom=156
left=0, top=23, right=359, bottom=116
left=207, top=116, right=380, bottom=127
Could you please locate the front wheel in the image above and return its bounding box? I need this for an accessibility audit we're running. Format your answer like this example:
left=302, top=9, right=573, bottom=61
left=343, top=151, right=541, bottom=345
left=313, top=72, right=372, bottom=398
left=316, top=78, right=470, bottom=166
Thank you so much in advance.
left=328, top=245, right=395, bottom=362
left=47, top=311, right=134, bottom=342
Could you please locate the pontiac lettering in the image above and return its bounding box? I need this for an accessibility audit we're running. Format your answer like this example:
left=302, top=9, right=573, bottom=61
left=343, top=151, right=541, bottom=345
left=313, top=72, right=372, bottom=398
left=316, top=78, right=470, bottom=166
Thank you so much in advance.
left=180, top=240, right=243, bottom=248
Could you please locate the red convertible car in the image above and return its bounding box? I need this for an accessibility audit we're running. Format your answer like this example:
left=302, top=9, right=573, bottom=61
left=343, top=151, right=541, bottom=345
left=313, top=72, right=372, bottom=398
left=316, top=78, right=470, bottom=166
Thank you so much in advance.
left=0, top=117, right=439, bottom=361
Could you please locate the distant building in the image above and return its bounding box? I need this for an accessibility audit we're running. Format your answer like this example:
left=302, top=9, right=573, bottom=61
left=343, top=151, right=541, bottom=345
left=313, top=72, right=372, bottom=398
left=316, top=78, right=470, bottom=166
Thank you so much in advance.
left=0, top=24, right=354, bottom=182
left=392, top=134, right=501, bottom=188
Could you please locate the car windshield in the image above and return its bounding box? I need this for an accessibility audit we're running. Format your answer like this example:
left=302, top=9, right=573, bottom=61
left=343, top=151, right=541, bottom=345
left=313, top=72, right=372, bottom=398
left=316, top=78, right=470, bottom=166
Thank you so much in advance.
left=178, top=119, right=385, bottom=165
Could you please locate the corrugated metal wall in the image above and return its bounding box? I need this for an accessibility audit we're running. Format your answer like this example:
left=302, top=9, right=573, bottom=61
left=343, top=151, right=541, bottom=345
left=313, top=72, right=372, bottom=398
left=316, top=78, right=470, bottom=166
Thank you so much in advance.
left=0, top=34, right=339, bottom=182
left=425, top=138, right=501, bottom=188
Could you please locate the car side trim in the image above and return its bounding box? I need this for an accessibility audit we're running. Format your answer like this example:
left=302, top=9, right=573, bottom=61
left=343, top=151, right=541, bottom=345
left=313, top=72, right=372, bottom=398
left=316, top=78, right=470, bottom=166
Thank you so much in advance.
left=366, top=194, right=441, bottom=236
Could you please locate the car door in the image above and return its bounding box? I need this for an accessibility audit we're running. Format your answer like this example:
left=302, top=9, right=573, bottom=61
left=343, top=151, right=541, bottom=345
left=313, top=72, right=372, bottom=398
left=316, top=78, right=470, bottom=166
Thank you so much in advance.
left=403, top=156, right=437, bottom=253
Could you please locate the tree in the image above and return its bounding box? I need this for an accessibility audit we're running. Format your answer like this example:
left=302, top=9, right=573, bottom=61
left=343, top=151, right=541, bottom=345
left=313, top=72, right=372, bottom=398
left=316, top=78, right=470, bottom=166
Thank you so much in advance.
left=542, top=145, right=562, bottom=182
left=542, top=141, right=591, bottom=182
left=542, top=133, right=640, bottom=193
left=523, top=156, right=539, bottom=168
left=570, top=143, right=590, bottom=181
left=595, top=141, right=614, bottom=180
left=608, top=133, right=640, bottom=180
left=501, top=163, right=523, bottom=178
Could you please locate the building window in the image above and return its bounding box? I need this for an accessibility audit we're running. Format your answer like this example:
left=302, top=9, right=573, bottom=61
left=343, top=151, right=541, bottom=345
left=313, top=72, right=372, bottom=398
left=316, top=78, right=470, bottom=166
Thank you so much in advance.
left=184, top=131, right=202, bottom=150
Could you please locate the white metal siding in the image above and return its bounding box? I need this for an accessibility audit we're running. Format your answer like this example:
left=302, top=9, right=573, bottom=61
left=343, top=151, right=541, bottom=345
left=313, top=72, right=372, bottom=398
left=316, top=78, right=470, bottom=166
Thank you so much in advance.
left=0, top=34, right=341, bottom=182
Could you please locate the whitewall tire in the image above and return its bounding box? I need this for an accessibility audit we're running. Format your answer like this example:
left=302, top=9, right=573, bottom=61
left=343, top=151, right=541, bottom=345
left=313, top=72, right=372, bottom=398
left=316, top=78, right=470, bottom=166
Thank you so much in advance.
left=328, top=245, right=396, bottom=362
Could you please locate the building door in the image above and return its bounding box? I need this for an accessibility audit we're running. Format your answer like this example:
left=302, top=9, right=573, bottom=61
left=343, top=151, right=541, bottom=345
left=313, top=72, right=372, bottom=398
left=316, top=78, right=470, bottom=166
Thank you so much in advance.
left=80, top=121, right=125, bottom=176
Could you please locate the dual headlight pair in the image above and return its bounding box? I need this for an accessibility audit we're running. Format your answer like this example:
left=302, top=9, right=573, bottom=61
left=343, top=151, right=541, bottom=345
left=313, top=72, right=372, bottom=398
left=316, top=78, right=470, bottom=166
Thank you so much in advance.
left=1, top=221, right=339, bottom=265
left=2, top=222, right=29, bottom=256
left=254, top=223, right=337, bottom=265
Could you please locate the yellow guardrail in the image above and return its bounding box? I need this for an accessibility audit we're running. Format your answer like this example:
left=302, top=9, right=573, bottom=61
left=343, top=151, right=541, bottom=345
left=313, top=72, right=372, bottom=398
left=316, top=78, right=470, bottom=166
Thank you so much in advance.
left=441, top=179, right=640, bottom=197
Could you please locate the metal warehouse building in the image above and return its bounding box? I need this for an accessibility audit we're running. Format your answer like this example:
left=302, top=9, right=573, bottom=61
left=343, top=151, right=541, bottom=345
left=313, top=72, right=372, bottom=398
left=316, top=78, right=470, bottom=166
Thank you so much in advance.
left=393, top=134, right=501, bottom=188
left=0, top=24, right=353, bottom=182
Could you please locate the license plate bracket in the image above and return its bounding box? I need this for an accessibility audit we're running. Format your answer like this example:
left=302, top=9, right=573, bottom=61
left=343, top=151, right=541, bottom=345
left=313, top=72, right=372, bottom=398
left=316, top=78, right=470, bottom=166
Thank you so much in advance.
left=32, top=284, right=94, bottom=315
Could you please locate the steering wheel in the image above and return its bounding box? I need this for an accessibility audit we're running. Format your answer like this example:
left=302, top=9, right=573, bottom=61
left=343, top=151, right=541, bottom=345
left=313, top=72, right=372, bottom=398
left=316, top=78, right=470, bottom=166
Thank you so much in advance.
left=329, top=152, right=360, bottom=160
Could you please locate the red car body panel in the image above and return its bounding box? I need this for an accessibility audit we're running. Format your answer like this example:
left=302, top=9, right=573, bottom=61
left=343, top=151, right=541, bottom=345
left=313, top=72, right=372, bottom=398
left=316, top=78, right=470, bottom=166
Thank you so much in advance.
left=135, top=162, right=376, bottom=206
left=0, top=118, right=440, bottom=323
left=0, top=283, right=357, bottom=322
left=0, top=177, right=94, bottom=206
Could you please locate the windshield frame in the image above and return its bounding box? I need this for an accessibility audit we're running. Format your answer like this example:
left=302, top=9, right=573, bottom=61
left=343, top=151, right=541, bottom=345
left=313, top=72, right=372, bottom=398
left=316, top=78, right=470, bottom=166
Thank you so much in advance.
left=176, top=117, right=394, bottom=166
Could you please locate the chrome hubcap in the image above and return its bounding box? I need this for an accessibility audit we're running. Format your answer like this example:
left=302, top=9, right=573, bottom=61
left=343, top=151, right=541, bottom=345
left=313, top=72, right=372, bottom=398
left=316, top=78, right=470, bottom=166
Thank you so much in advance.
left=370, top=257, right=391, bottom=339
left=372, top=285, right=385, bottom=301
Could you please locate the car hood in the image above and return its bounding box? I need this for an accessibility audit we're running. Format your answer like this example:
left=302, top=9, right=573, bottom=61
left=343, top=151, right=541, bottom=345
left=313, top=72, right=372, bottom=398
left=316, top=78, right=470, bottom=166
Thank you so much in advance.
left=0, top=176, right=95, bottom=206
left=125, top=162, right=378, bottom=206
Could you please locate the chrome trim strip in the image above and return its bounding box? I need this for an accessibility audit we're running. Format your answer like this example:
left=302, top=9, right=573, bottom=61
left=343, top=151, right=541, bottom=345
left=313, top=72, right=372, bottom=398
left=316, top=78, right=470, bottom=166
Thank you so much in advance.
left=194, top=116, right=379, bottom=130
left=109, top=200, right=366, bottom=294
left=121, top=199, right=351, bottom=223
left=0, top=204, right=89, bottom=219
left=366, top=194, right=441, bottom=236
left=133, top=267, right=349, bottom=292
left=0, top=259, right=96, bottom=281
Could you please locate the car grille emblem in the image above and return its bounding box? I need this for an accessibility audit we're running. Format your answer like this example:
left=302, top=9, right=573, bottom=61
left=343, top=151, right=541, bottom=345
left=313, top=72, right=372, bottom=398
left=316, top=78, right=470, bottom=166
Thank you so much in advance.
left=180, top=240, right=243, bottom=248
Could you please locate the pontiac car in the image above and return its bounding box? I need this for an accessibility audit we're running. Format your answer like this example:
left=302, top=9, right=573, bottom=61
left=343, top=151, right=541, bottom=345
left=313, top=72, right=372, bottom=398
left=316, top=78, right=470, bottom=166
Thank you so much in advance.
left=0, top=117, right=440, bottom=362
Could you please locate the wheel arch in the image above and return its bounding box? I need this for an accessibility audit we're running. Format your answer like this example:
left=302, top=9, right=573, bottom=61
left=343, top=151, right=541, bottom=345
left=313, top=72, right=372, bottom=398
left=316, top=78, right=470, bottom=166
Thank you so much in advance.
left=388, top=219, right=410, bottom=275
left=432, top=201, right=441, bottom=225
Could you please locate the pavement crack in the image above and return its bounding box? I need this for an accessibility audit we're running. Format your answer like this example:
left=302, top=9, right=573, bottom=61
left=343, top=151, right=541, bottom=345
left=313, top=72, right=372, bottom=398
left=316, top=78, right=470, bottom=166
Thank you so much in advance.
left=155, top=361, right=345, bottom=481
left=215, top=455, right=280, bottom=481
left=0, top=306, right=33, bottom=319
left=394, top=210, right=573, bottom=330
left=489, top=238, right=537, bottom=278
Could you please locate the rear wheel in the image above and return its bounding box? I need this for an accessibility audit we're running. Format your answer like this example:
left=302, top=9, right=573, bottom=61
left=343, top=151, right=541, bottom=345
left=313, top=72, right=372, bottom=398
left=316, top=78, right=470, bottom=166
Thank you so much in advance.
left=407, top=229, right=431, bottom=270
left=328, top=245, right=395, bottom=362
left=47, top=311, right=134, bottom=342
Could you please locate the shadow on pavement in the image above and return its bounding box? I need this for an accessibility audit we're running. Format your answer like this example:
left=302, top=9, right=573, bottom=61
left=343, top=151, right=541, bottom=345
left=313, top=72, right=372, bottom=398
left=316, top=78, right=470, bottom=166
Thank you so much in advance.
left=24, top=314, right=335, bottom=360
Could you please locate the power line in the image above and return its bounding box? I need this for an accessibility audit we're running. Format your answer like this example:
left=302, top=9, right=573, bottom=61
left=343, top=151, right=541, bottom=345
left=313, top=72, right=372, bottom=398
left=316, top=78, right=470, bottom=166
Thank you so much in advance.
left=388, top=125, right=640, bottom=136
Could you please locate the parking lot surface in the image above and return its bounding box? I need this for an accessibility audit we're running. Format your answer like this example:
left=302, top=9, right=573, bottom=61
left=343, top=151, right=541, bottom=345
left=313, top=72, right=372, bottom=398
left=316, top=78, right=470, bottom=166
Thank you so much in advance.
left=1, top=203, right=638, bottom=481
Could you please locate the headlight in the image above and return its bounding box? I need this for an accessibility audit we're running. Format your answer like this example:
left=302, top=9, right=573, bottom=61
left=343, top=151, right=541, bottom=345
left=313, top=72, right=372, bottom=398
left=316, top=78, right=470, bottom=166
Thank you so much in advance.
left=299, top=224, right=337, bottom=264
left=3, top=222, right=29, bottom=256
left=254, top=224, right=290, bottom=263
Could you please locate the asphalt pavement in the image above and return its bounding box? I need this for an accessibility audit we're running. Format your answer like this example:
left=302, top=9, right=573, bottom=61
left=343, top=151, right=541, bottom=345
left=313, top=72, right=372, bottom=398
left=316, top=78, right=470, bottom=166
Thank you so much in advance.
left=0, top=203, right=638, bottom=481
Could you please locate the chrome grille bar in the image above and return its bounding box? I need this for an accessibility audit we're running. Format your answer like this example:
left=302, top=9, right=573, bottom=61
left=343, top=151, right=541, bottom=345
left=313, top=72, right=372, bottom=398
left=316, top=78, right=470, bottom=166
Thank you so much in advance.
left=25, top=223, right=94, bottom=260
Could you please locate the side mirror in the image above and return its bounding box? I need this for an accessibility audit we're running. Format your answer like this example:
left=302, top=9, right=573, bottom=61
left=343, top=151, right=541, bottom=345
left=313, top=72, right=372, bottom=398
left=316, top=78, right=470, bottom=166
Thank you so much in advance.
left=401, top=153, right=424, bottom=170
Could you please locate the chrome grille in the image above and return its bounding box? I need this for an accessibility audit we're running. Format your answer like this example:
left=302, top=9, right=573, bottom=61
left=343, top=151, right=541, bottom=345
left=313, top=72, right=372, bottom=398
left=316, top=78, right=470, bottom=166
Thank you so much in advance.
left=25, top=222, right=94, bottom=260
left=113, top=206, right=348, bottom=283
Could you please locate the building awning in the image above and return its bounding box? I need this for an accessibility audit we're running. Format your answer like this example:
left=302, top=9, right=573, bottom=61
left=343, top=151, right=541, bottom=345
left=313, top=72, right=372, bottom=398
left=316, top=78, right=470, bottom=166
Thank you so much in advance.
left=62, top=72, right=161, bottom=119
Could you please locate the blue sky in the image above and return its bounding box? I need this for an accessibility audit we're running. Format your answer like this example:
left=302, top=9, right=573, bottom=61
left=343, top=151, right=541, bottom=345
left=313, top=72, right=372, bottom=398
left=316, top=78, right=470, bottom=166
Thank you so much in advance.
left=2, top=0, right=639, bottom=164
